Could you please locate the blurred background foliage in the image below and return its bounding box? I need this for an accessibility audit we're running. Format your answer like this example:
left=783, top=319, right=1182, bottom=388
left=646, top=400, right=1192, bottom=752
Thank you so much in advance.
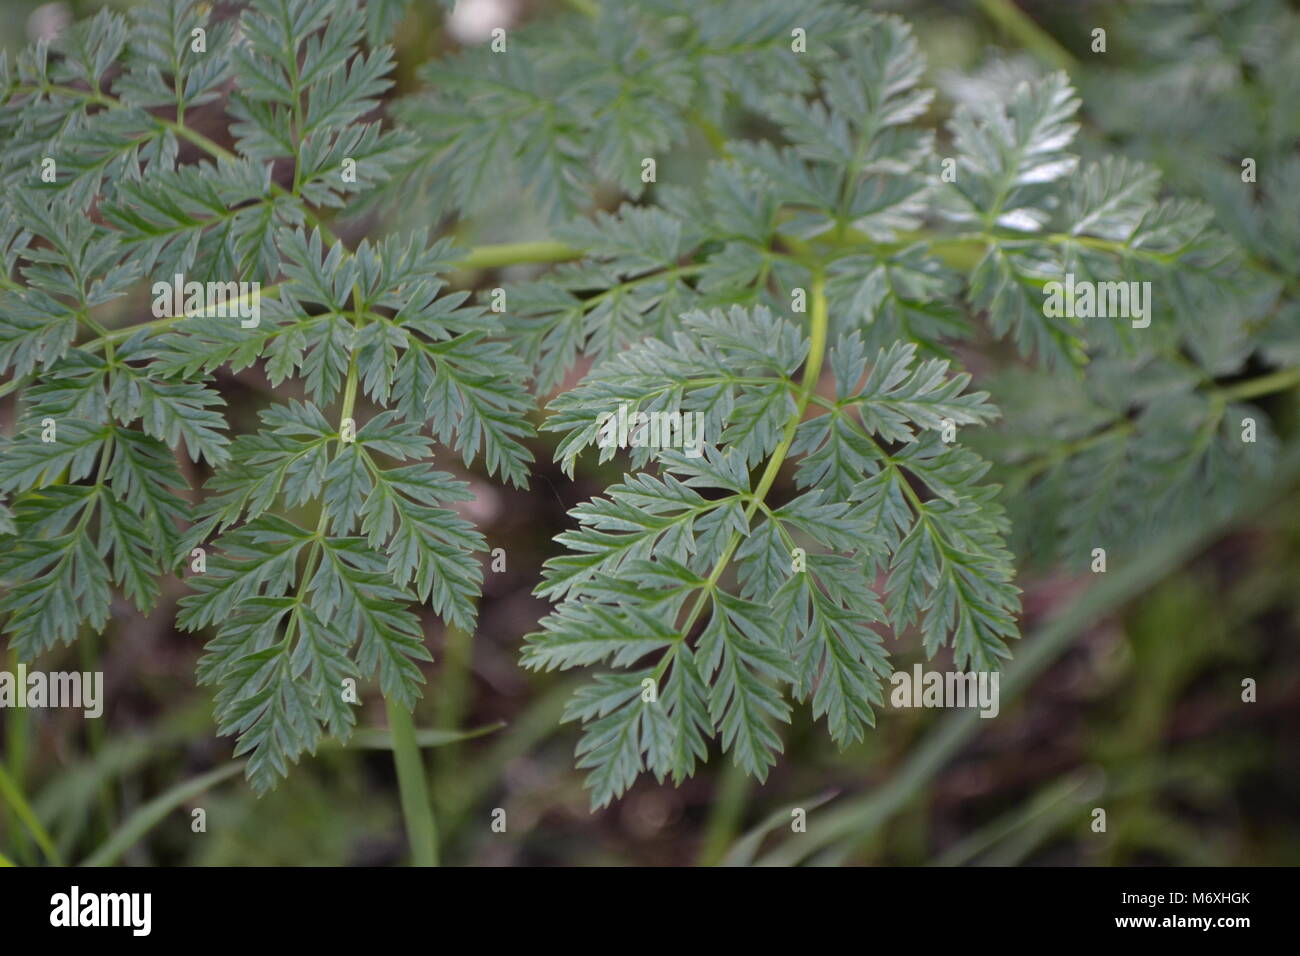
left=0, top=0, right=1297, bottom=866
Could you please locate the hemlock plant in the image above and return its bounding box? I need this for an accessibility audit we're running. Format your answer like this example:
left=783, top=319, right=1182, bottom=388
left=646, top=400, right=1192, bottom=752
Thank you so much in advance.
left=0, top=0, right=1294, bottom=825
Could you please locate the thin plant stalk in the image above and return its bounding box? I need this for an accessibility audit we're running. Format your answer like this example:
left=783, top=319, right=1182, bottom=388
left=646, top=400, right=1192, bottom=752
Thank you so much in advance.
left=386, top=698, right=439, bottom=867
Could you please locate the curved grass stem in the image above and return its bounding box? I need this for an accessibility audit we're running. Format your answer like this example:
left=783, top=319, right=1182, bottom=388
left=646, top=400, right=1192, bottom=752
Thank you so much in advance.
left=386, top=697, right=439, bottom=866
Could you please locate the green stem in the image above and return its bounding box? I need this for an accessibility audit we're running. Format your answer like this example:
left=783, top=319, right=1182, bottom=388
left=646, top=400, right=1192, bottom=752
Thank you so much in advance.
left=386, top=697, right=438, bottom=866
left=689, top=109, right=730, bottom=156
left=343, top=722, right=504, bottom=751
left=1217, top=367, right=1300, bottom=402
left=975, top=0, right=1077, bottom=72
left=2, top=649, right=33, bottom=864
left=1004, top=367, right=1300, bottom=494
left=79, top=631, right=115, bottom=844
left=350, top=262, right=430, bottom=873
left=931, top=771, right=1099, bottom=866
left=653, top=272, right=829, bottom=683
left=0, top=763, right=60, bottom=865
left=0, top=237, right=583, bottom=388
left=432, top=623, right=473, bottom=786
left=458, top=240, right=581, bottom=270
left=104, top=297, right=268, bottom=343
left=697, top=759, right=751, bottom=866
left=736, top=273, right=829, bottom=526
